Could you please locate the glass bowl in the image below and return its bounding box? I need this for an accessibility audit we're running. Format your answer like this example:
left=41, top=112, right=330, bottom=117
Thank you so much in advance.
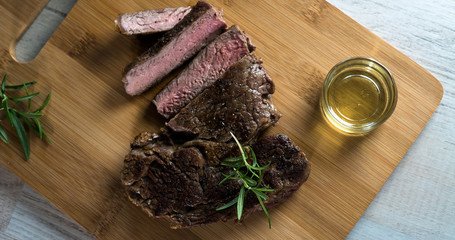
left=320, top=57, right=398, bottom=135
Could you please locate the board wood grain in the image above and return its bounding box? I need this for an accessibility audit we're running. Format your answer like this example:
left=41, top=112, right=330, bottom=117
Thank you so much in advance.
left=0, top=0, right=443, bottom=239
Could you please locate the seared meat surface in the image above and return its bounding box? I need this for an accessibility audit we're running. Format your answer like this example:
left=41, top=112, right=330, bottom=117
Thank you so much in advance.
left=121, top=132, right=310, bottom=228
left=166, top=54, right=281, bottom=145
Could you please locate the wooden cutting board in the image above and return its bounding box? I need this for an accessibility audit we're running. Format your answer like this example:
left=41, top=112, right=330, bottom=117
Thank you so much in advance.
left=0, top=0, right=443, bottom=239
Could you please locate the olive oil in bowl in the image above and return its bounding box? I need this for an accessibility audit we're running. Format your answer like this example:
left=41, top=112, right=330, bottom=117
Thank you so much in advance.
left=320, top=57, right=397, bottom=135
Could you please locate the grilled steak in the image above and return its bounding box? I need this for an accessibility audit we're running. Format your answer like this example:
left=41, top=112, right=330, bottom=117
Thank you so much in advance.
left=166, top=54, right=281, bottom=145
left=123, top=1, right=227, bottom=95
left=121, top=132, right=310, bottom=228
left=118, top=2, right=311, bottom=229
left=115, top=7, right=191, bottom=35
left=154, top=25, right=255, bottom=118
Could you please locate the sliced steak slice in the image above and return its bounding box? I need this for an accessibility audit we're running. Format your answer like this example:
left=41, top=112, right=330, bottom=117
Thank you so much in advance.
left=166, top=54, right=282, bottom=145
left=123, top=1, right=227, bottom=95
left=153, top=25, right=255, bottom=118
left=121, top=132, right=310, bottom=229
left=115, top=7, right=191, bottom=35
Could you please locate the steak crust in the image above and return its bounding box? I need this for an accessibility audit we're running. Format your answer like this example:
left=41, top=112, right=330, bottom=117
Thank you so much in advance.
left=121, top=132, right=310, bottom=228
left=166, top=54, right=282, bottom=145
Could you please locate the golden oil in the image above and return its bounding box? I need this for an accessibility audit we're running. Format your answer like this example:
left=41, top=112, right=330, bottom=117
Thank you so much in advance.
left=320, top=57, right=397, bottom=135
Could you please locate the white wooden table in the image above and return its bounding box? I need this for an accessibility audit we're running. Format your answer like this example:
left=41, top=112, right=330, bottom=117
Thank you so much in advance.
left=1, top=0, right=454, bottom=239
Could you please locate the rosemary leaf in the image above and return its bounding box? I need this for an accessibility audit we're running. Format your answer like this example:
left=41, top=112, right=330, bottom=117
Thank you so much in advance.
left=34, top=93, right=51, bottom=113
left=0, top=74, right=51, bottom=159
left=41, top=130, right=51, bottom=143
left=251, top=188, right=267, bottom=200
left=248, top=161, right=271, bottom=171
left=14, top=110, right=43, bottom=118
left=24, top=84, right=32, bottom=111
left=237, top=185, right=245, bottom=220
left=218, top=132, right=273, bottom=227
left=236, top=169, right=248, bottom=179
left=243, top=177, right=257, bottom=187
left=23, top=116, right=50, bottom=143
left=1, top=74, right=6, bottom=93
left=5, top=81, right=37, bottom=89
left=252, top=187, right=274, bottom=192
left=33, top=118, right=43, bottom=139
left=9, top=92, right=39, bottom=102
left=227, top=176, right=244, bottom=180
left=230, top=132, right=247, bottom=164
left=219, top=171, right=236, bottom=185
left=220, top=161, right=244, bottom=169
left=248, top=146, right=257, bottom=167
left=4, top=102, right=13, bottom=125
left=22, top=117, right=39, bottom=135
left=222, top=156, right=244, bottom=163
left=10, top=111, right=30, bottom=160
left=216, top=196, right=238, bottom=211
left=248, top=166, right=260, bottom=179
left=256, top=193, right=271, bottom=229
left=0, top=124, right=8, bottom=143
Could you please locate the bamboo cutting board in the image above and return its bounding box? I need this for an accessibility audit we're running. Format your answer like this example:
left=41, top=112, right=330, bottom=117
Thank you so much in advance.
left=0, top=0, right=443, bottom=239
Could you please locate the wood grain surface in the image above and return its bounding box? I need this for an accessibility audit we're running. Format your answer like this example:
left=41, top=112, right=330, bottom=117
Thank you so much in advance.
left=0, top=0, right=444, bottom=239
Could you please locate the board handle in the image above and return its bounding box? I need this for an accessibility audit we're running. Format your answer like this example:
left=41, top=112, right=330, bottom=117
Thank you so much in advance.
left=12, top=0, right=78, bottom=63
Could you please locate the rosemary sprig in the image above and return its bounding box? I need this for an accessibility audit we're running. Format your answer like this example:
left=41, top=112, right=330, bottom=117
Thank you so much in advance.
left=0, top=74, right=51, bottom=160
left=216, top=132, right=273, bottom=228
